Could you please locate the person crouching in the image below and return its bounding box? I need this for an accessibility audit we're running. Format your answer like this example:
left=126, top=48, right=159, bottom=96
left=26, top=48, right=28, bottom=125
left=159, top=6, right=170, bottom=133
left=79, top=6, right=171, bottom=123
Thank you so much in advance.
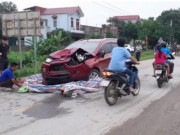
left=0, top=63, right=24, bottom=88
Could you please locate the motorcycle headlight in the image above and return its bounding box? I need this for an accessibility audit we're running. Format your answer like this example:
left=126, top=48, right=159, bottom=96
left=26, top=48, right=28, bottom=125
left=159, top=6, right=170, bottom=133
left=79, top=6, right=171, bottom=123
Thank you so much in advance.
left=46, top=58, right=53, bottom=63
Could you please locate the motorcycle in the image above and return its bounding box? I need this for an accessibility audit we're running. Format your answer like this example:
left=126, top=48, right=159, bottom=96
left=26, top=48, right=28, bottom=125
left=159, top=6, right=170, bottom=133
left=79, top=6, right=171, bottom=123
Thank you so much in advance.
left=154, top=64, right=169, bottom=88
left=154, top=56, right=174, bottom=88
left=101, top=61, right=140, bottom=106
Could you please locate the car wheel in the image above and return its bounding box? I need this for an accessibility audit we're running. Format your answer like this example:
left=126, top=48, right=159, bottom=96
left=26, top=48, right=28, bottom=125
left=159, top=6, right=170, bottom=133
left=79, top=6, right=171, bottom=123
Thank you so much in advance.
left=88, top=69, right=100, bottom=80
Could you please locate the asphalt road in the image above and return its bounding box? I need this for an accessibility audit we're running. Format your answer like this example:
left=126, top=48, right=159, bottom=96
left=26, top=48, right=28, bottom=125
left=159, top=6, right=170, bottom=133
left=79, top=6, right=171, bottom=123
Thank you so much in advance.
left=106, top=83, right=180, bottom=135
left=0, top=57, right=180, bottom=135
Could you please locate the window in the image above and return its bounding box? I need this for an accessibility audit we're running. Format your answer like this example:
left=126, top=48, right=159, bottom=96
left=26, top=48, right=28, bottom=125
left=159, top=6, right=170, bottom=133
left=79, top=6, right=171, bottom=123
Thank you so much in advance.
left=76, top=19, right=80, bottom=30
left=99, top=43, right=112, bottom=54
left=45, top=21, right=48, bottom=26
left=40, top=21, right=43, bottom=27
left=53, top=18, right=57, bottom=27
left=71, top=18, right=74, bottom=27
left=52, top=15, right=57, bottom=27
left=112, top=43, right=118, bottom=49
left=66, top=41, right=100, bottom=53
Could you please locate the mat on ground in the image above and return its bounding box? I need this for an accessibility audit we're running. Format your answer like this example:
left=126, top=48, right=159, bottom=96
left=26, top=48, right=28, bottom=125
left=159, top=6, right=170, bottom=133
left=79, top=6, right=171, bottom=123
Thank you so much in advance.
left=23, top=74, right=103, bottom=97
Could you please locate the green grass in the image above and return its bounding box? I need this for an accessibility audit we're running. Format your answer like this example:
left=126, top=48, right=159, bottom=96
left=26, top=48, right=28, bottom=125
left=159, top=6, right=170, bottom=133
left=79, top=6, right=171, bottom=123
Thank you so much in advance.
left=9, top=51, right=47, bottom=78
left=14, top=62, right=42, bottom=78
left=135, top=50, right=154, bottom=61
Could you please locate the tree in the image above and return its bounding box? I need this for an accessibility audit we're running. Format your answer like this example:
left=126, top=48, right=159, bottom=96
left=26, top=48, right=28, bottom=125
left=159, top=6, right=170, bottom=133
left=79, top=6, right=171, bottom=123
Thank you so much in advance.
left=85, top=34, right=102, bottom=39
left=157, top=9, right=180, bottom=43
left=122, top=22, right=138, bottom=42
left=106, top=17, right=125, bottom=36
left=0, top=1, right=17, bottom=13
left=102, top=24, right=107, bottom=28
left=0, top=1, right=18, bottom=39
left=47, top=29, right=74, bottom=46
left=106, top=31, right=115, bottom=38
left=37, top=31, right=64, bottom=55
left=138, top=19, right=170, bottom=48
left=107, top=17, right=125, bottom=28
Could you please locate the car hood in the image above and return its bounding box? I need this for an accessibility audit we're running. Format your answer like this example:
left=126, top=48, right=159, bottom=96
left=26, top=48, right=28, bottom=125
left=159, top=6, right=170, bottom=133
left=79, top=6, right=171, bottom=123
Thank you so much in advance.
left=50, top=48, right=95, bottom=59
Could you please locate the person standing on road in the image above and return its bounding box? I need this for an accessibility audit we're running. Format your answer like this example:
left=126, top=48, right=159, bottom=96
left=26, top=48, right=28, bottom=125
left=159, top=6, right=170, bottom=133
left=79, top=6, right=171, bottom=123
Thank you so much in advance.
left=0, top=63, right=24, bottom=88
left=0, top=36, right=10, bottom=74
left=108, top=38, right=140, bottom=92
left=135, top=43, right=142, bottom=61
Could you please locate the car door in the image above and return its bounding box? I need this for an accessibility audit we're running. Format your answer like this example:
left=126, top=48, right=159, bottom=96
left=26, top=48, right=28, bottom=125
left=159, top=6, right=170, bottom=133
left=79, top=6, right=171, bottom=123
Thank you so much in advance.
left=97, top=42, right=114, bottom=72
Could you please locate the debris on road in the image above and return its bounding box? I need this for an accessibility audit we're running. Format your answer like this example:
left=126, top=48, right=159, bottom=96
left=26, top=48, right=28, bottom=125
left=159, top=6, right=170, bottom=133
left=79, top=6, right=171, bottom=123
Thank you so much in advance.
left=23, top=74, right=103, bottom=97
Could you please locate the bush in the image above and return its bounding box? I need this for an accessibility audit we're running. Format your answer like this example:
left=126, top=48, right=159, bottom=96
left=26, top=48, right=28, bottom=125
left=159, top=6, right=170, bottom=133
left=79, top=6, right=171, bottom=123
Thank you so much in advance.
left=9, top=51, right=33, bottom=65
left=48, top=29, right=74, bottom=46
left=85, top=34, right=102, bottom=39
left=9, top=51, right=44, bottom=77
left=37, top=31, right=64, bottom=56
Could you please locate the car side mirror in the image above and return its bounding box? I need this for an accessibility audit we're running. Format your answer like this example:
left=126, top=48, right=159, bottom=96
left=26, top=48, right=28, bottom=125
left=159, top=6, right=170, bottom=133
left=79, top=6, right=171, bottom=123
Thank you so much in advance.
left=98, top=51, right=105, bottom=58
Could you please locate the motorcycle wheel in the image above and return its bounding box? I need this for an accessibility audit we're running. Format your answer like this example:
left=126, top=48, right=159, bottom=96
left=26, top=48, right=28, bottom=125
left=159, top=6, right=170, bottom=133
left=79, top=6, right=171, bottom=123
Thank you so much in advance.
left=104, top=81, right=119, bottom=106
left=132, top=77, right=140, bottom=96
left=157, top=78, right=163, bottom=88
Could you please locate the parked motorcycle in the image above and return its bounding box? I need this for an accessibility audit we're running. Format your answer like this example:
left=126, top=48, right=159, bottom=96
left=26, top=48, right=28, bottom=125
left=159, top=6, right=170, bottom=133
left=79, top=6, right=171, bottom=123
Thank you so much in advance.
left=101, top=61, right=140, bottom=105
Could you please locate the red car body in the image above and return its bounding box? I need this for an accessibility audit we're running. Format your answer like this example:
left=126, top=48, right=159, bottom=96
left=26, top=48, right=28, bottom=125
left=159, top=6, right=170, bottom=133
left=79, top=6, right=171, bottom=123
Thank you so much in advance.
left=42, top=38, right=117, bottom=84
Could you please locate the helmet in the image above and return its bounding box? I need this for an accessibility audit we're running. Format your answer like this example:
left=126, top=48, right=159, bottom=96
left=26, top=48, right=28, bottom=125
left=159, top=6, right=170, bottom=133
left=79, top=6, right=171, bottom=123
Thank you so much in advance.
left=160, top=41, right=167, bottom=48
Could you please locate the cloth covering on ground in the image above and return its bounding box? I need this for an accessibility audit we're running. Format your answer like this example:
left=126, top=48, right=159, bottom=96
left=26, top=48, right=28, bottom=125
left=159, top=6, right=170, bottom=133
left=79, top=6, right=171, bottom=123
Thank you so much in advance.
left=23, top=74, right=103, bottom=97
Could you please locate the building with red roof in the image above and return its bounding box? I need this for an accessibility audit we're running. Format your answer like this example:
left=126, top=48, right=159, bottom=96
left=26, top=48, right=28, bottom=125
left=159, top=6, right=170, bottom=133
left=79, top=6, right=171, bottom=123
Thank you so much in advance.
left=24, top=6, right=84, bottom=40
left=113, top=15, right=142, bottom=23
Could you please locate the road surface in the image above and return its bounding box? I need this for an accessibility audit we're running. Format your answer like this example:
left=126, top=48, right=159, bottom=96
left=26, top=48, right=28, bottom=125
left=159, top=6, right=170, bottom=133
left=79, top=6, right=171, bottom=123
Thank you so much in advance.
left=0, top=57, right=180, bottom=135
left=106, top=83, right=180, bottom=135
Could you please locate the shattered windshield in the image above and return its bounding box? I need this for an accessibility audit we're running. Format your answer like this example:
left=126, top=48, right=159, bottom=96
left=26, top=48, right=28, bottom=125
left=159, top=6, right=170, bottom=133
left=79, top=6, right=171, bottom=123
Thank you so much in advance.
left=66, top=41, right=100, bottom=53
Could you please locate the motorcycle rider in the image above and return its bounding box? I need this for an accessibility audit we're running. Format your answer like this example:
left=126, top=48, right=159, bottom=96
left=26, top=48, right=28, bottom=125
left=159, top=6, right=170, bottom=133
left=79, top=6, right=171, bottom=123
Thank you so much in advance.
left=153, top=45, right=172, bottom=77
left=108, top=38, right=139, bottom=92
left=160, top=42, right=175, bottom=74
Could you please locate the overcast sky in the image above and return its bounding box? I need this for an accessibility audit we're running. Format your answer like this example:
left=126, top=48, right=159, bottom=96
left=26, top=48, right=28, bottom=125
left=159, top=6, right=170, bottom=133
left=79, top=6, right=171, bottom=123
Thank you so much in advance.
left=7, top=0, right=180, bottom=27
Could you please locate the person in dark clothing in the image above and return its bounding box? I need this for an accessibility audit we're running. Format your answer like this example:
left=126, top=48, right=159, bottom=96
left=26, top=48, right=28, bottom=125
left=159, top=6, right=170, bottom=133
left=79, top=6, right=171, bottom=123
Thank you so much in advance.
left=0, top=36, right=10, bottom=74
left=0, top=63, right=23, bottom=88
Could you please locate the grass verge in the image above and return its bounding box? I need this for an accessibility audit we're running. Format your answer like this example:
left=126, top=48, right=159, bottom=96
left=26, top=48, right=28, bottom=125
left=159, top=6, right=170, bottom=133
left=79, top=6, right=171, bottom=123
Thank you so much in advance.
left=133, top=50, right=154, bottom=61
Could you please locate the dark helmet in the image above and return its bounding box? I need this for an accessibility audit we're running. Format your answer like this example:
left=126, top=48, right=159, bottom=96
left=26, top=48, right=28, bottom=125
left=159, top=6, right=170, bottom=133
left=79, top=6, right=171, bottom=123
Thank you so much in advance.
left=156, top=44, right=162, bottom=50
left=160, top=41, right=167, bottom=48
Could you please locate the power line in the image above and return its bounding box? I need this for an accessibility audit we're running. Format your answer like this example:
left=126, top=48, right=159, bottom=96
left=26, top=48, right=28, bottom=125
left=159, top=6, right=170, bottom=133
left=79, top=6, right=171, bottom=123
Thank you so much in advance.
left=91, top=1, right=123, bottom=15
left=92, top=1, right=126, bottom=15
left=103, top=1, right=131, bottom=14
left=76, top=0, right=110, bottom=26
left=76, top=0, right=108, bottom=18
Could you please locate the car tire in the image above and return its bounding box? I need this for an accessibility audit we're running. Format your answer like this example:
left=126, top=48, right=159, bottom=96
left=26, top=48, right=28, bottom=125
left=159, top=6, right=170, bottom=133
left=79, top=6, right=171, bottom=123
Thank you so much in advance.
left=88, top=69, right=100, bottom=80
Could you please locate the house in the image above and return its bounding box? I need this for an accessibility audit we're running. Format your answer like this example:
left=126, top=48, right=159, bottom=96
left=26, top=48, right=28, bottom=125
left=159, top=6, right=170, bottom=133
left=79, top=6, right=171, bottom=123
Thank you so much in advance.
left=24, top=6, right=84, bottom=43
left=113, top=15, right=142, bottom=23
left=81, top=25, right=102, bottom=36
left=81, top=25, right=118, bottom=38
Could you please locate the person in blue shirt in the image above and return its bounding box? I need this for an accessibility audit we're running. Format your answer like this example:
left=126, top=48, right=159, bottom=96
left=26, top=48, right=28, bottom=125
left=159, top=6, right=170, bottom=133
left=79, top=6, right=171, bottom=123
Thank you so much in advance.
left=160, top=42, right=175, bottom=74
left=109, top=38, right=139, bottom=92
left=0, top=63, right=23, bottom=88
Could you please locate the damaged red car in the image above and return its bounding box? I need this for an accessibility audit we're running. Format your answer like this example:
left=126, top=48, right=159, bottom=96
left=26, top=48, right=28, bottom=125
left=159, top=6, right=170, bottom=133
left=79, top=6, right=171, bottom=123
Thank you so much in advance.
left=42, top=38, right=117, bottom=84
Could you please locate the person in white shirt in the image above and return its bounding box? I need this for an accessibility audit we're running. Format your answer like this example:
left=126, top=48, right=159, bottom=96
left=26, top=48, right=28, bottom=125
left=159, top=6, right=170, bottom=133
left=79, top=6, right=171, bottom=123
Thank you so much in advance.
left=135, top=44, right=142, bottom=61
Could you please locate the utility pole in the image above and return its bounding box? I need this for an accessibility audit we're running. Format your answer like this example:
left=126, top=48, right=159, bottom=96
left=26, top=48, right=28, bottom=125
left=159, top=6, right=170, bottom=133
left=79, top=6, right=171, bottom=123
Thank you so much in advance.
left=170, top=19, right=173, bottom=46
left=33, top=18, right=37, bottom=73
left=18, top=19, right=23, bottom=70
